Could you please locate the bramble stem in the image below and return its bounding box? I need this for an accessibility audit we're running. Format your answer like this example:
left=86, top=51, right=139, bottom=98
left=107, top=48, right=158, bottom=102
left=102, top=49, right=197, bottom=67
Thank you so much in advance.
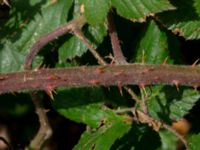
left=0, top=64, right=199, bottom=94
left=26, top=92, right=52, bottom=150
left=107, top=11, right=127, bottom=64
left=24, top=16, right=86, bottom=70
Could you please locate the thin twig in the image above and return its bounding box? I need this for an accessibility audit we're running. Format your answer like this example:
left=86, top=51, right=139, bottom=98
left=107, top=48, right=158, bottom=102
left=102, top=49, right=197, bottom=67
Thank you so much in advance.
left=107, top=10, right=127, bottom=64
left=26, top=92, right=52, bottom=150
left=74, top=29, right=107, bottom=65
left=163, top=123, right=189, bottom=150
left=0, top=0, right=10, bottom=7
left=0, top=136, right=14, bottom=150
left=123, top=86, right=141, bottom=104
left=132, top=108, right=189, bottom=150
left=140, top=87, right=149, bottom=114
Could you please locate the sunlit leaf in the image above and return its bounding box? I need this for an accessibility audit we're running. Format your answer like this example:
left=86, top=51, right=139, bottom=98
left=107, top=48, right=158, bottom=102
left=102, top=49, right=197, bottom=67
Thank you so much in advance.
left=80, top=0, right=111, bottom=25
left=111, top=0, right=175, bottom=22
left=134, top=20, right=172, bottom=64
left=0, top=40, right=24, bottom=72
left=58, top=36, right=87, bottom=62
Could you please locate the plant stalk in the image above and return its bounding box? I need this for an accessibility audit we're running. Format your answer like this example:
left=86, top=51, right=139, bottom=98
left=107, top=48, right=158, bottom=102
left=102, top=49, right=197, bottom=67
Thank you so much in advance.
left=0, top=64, right=199, bottom=94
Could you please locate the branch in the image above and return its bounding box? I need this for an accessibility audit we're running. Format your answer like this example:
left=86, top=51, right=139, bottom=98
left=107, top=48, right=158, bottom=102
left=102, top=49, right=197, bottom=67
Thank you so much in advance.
left=0, top=64, right=199, bottom=94
left=163, top=123, right=189, bottom=150
left=107, top=11, right=127, bottom=64
left=26, top=92, right=52, bottom=150
left=24, top=16, right=86, bottom=70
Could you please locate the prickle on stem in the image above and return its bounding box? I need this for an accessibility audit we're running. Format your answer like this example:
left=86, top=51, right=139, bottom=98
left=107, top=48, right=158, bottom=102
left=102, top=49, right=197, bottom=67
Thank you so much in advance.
left=94, top=67, right=104, bottom=74
left=0, top=0, right=10, bottom=7
left=89, top=79, right=100, bottom=86
left=172, top=80, right=180, bottom=92
left=44, top=85, right=56, bottom=100
left=117, top=81, right=123, bottom=96
left=162, top=57, right=168, bottom=65
left=114, top=70, right=124, bottom=76
left=191, top=59, right=199, bottom=67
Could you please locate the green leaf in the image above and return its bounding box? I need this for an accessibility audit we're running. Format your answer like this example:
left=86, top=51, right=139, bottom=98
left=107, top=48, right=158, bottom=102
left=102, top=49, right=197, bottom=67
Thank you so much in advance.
left=73, top=121, right=131, bottom=150
left=52, top=87, right=124, bottom=128
left=194, top=0, right=200, bottom=16
left=170, top=90, right=200, bottom=119
left=58, top=36, right=87, bottom=63
left=0, top=0, right=73, bottom=72
left=189, top=133, right=200, bottom=150
left=111, top=0, right=175, bottom=22
left=86, top=24, right=107, bottom=45
left=15, top=0, right=73, bottom=54
left=58, top=24, right=107, bottom=64
left=80, top=0, right=111, bottom=25
left=158, top=0, right=200, bottom=39
left=166, top=21, right=200, bottom=40
left=147, top=87, right=200, bottom=121
left=0, top=40, right=24, bottom=72
left=134, top=20, right=172, bottom=64
left=158, top=130, right=177, bottom=150
left=111, top=125, right=160, bottom=150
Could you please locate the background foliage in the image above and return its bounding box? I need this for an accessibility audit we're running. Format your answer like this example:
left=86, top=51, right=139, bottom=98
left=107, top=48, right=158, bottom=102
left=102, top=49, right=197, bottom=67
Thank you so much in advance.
left=0, top=0, right=200, bottom=149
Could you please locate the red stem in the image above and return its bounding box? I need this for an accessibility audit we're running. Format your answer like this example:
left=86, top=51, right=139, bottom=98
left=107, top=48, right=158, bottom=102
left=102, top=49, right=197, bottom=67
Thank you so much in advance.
left=0, top=64, right=199, bottom=94
left=24, top=16, right=86, bottom=70
left=107, top=11, right=127, bottom=64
